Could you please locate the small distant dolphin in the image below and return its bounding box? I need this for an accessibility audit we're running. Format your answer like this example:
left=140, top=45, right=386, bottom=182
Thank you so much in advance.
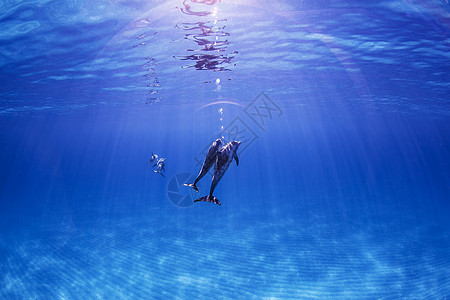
left=192, top=141, right=240, bottom=206
left=154, top=158, right=166, bottom=177
left=150, top=153, right=159, bottom=164
left=184, top=138, right=222, bottom=192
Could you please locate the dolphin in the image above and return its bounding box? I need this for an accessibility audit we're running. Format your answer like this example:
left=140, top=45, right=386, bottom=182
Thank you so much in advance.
left=154, top=157, right=166, bottom=177
left=194, top=141, right=240, bottom=206
left=184, top=138, right=222, bottom=192
left=150, top=153, right=159, bottom=164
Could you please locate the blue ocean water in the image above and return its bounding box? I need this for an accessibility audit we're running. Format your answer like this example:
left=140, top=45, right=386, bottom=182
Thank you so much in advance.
left=1, top=0, right=450, bottom=298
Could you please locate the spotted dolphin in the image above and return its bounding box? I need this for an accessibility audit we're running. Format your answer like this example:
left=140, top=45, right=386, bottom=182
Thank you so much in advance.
left=154, top=158, right=166, bottom=177
left=194, top=141, right=240, bottom=206
left=150, top=153, right=159, bottom=164
left=184, top=138, right=222, bottom=192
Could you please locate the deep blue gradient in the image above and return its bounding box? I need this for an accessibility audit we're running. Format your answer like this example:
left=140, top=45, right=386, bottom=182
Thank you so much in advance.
left=1, top=0, right=449, bottom=298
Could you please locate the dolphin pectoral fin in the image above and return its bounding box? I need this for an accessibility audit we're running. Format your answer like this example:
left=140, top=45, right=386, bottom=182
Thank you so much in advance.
left=193, top=195, right=221, bottom=206
left=234, top=154, right=239, bottom=166
left=183, top=183, right=199, bottom=193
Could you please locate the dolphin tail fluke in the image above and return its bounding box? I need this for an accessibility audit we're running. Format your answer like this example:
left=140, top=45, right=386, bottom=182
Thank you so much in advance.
left=183, top=183, right=199, bottom=193
left=154, top=170, right=165, bottom=177
left=193, top=195, right=221, bottom=206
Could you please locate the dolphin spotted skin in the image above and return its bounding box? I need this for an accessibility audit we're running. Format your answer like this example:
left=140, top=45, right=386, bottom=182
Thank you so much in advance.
left=193, top=141, right=240, bottom=206
left=184, top=138, right=222, bottom=192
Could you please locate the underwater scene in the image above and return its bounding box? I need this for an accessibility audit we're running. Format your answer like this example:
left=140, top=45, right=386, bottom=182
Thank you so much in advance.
left=1, top=0, right=449, bottom=298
